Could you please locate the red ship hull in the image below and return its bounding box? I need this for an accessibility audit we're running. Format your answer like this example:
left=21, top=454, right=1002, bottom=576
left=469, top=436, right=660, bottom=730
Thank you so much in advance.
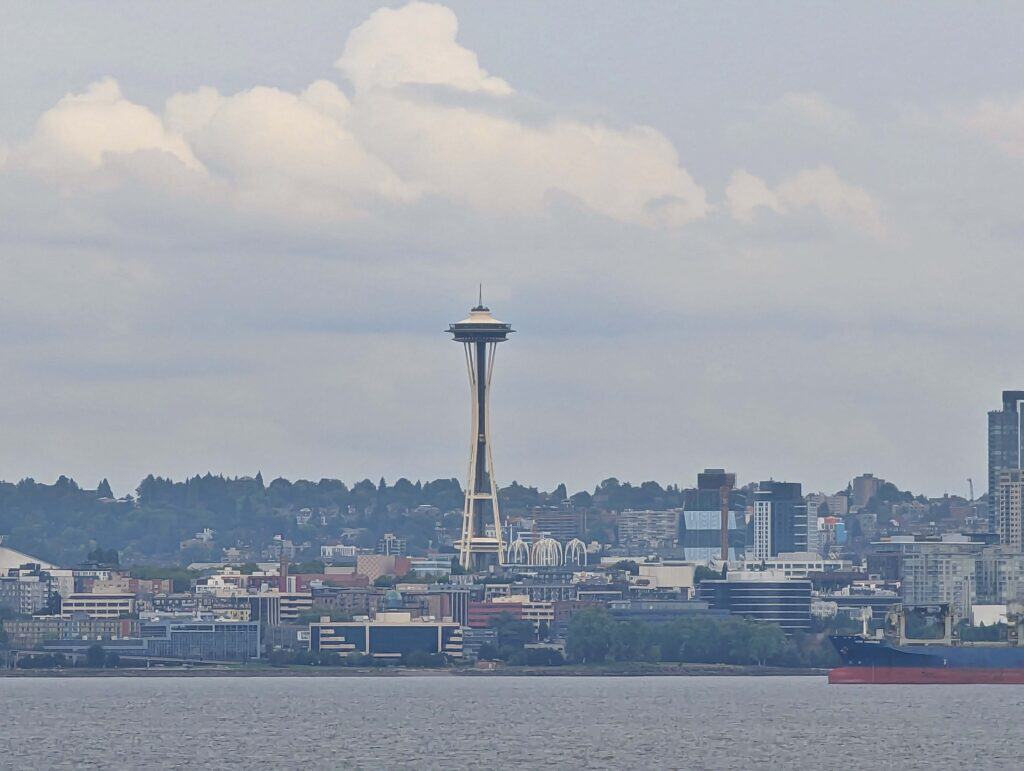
left=829, top=666, right=1024, bottom=684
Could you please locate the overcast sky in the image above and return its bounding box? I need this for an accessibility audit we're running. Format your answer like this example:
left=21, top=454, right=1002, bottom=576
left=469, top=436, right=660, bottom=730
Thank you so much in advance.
left=2, top=1, right=1023, bottom=497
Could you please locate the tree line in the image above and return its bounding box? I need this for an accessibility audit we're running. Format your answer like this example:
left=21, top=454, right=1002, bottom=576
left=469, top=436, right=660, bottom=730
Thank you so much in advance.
left=564, top=608, right=838, bottom=668
left=0, top=473, right=704, bottom=566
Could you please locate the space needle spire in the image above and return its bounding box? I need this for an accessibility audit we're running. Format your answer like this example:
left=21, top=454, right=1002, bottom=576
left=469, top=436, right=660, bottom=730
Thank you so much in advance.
left=447, top=294, right=514, bottom=570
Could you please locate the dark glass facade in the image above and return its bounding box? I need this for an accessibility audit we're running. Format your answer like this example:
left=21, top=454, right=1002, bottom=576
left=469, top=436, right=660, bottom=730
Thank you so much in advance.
left=754, top=481, right=807, bottom=557
left=310, top=619, right=463, bottom=657
left=989, top=391, right=1024, bottom=532
left=697, top=577, right=811, bottom=634
left=679, top=484, right=746, bottom=561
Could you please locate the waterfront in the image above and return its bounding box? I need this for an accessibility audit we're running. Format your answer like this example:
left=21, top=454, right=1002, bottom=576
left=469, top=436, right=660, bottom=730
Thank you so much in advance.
left=2, top=676, right=1021, bottom=769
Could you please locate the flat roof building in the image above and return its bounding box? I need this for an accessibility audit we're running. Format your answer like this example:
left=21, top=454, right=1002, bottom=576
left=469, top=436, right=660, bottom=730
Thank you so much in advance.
left=60, top=593, right=135, bottom=619
left=697, top=570, right=811, bottom=634
left=42, top=615, right=260, bottom=662
left=309, top=612, right=463, bottom=659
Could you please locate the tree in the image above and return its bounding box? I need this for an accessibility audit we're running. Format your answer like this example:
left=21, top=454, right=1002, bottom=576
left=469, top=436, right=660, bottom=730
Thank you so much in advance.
left=476, top=643, right=500, bottom=660
left=610, top=620, right=655, bottom=662
left=742, top=622, right=785, bottom=666
left=565, top=607, right=614, bottom=663
left=84, top=644, right=106, bottom=668
left=97, top=479, right=114, bottom=498
left=86, top=548, right=119, bottom=567
left=490, top=612, right=534, bottom=650
left=694, top=565, right=723, bottom=584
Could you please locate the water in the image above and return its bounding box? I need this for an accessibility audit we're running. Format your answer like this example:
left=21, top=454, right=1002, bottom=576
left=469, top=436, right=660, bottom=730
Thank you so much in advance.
left=1, top=675, right=1021, bottom=769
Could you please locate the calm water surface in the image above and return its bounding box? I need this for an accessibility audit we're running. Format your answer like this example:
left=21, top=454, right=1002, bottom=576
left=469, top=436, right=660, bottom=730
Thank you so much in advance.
left=1, top=675, right=1021, bottom=769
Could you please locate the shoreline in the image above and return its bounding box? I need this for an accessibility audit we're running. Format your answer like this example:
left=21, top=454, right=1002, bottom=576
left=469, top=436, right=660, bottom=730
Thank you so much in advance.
left=0, top=663, right=828, bottom=678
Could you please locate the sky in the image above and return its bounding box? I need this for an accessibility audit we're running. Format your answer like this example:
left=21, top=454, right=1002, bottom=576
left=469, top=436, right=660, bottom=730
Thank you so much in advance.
left=2, top=1, right=1023, bottom=497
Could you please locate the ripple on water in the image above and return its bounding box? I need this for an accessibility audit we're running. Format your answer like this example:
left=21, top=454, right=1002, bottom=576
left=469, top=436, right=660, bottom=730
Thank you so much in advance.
left=2, top=675, right=1022, bottom=770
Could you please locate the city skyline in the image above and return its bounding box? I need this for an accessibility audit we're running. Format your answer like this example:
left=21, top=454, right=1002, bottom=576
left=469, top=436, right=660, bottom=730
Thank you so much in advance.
left=2, top=2, right=1024, bottom=496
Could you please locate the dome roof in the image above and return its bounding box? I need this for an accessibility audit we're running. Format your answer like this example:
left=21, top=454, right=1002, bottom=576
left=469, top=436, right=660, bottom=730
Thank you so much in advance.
left=447, top=303, right=514, bottom=341
left=454, top=306, right=507, bottom=326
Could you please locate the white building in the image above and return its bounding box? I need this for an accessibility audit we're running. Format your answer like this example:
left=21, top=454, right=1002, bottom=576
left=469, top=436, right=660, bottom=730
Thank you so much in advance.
left=633, top=563, right=696, bottom=594
left=60, top=593, right=135, bottom=619
left=742, top=552, right=852, bottom=579
left=996, top=470, right=1024, bottom=552
left=321, top=544, right=359, bottom=559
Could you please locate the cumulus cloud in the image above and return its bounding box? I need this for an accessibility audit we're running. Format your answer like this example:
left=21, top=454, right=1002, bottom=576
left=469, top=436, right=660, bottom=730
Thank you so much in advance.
left=1, top=2, right=705, bottom=227
left=164, top=80, right=418, bottom=217
left=958, top=94, right=1024, bottom=159
left=10, top=77, right=200, bottom=174
left=725, top=165, right=883, bottom=236
left=336, top=1, right=513, bottom=95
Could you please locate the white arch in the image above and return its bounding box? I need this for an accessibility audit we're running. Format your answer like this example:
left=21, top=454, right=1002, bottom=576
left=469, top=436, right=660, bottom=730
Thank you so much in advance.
left=507, top=537, right=531, bottom=565
left=564, top=538, right=587, bottom=567
left=530, top=537, right=563, bottom=567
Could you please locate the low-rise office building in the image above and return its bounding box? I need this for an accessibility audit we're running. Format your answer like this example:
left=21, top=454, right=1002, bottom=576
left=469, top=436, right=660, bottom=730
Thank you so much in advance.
left=491, top=594, right=554, bottom=630
left=0, top=565, right=57, bottom=616
left=468, top=600, right=523, bottom=628
left=697, top=570, right=811, bottom=634
left=607, top=598, right=727, bottom=624
left=3, top=616, right=138, bottom=649
left=42, top=615, right=260, bottom=662
left=632, top=563, right=696, bottom=595
left=308, top=612, right=463, bottom=658
left=60, top=593, right=135, bottom=619
left=743, top=552, right=852, bottom=579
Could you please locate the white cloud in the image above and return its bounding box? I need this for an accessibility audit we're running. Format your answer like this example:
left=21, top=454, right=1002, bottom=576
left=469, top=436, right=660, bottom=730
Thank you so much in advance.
left=1, top=3, right=707, bottom=227
left=726, top=165, right=883, bottom=236
left=348, top=91, right=707, bottom=225
left=164, top=81, right=417, bottom=217
left=335, top=1, right=513, bottom=95
left=958, top=94, right=1024, bottom=159
left=12, top=77, right=200, bottom=174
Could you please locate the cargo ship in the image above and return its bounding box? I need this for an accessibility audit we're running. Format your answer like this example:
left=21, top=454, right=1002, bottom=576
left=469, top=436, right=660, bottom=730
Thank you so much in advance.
left=829, top=602, right=1024, bottom=684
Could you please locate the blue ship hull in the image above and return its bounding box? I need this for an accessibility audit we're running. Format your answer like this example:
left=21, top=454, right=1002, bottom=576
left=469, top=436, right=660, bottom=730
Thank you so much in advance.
left=829, top=635, right=1024, bottom=683
left=830, top=635, right=1024, bottom=668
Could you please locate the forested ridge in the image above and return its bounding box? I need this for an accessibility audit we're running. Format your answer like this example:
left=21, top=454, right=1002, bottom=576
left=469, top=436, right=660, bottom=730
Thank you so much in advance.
left=0, top=473, right=687, bottom=566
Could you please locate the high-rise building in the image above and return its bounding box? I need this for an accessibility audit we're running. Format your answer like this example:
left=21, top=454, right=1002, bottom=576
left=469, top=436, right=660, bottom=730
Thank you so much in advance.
left=871, top=534, right=986, bottom=618
left=995, top=469, right=1024, bottom=553
left=989, top=391, right=1024, bottom=532
left=448, top=299, right=514, bottom=570
left=851, top=473, right=884, bottom=509
left=678, top=469, right=746, bottom=562
left=752, top=481, right=807, bottom=560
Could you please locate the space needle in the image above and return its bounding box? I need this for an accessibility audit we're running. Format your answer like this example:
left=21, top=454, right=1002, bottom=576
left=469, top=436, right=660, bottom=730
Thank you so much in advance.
left=448, top=291, right=514, bottom=570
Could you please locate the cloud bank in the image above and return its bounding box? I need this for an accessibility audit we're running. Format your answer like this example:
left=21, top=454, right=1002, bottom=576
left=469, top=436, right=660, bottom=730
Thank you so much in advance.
left=2, top=1, right=709, bottom=228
